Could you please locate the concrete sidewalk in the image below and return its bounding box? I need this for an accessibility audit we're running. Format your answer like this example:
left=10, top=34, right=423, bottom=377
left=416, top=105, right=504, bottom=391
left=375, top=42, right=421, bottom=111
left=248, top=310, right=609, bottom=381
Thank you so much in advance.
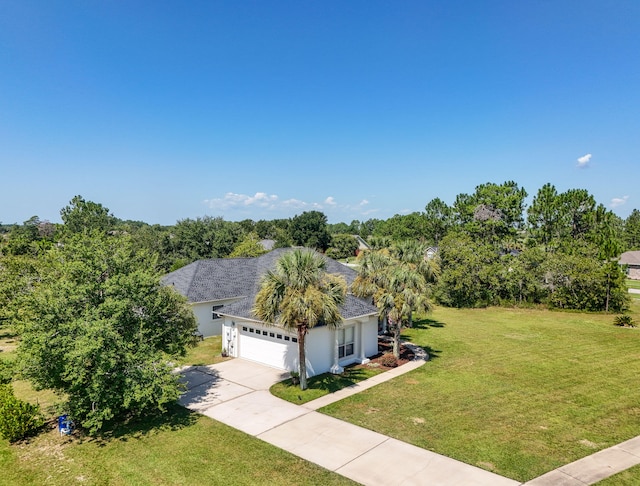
left=523, top=436, right=640, bottom=485
left=180, top=358, right=518, bottom=486
left=180, top=358, right=640, bottom=485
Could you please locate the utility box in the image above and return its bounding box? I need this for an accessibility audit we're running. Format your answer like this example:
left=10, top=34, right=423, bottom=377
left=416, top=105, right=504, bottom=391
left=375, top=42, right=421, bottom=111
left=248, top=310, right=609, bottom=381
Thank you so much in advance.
left=58, top=415, right=73, bottom=436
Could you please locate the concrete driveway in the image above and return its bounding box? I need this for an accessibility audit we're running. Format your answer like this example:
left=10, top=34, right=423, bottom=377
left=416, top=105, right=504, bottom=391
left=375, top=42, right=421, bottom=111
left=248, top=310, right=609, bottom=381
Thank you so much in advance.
left=178, top=359, right=518, bottom=486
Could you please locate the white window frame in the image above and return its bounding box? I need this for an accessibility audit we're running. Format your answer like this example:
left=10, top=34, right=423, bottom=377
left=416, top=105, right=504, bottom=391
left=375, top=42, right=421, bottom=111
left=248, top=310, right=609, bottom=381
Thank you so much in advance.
left=338, top=326, right=355, bottom=359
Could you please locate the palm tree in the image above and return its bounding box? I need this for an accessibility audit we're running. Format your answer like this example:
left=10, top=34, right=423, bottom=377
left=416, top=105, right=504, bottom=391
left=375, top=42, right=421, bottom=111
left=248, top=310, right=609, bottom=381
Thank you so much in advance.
left=391, top=240, right=439, bottom=327
left=352, top=248, right=432, bottom=358
left=253, top=249, right=347, bottom=390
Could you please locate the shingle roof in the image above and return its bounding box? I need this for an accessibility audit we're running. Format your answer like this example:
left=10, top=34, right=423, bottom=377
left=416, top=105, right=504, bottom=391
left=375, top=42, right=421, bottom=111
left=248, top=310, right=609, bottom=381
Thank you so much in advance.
left=620, top=251, right=640, bottom=266
left=162, top=248, right=377, bottom=321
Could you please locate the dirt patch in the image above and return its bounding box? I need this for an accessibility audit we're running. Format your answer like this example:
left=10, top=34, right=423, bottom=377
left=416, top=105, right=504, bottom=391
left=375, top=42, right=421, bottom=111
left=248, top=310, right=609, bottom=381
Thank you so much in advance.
left=579, top=439, right=600, bottom=449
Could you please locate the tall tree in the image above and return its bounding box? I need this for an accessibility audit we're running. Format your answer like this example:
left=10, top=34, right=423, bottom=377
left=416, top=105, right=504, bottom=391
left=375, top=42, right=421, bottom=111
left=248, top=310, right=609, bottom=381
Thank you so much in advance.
left=624, top=209, right=640, bottom=251
left=424, top=197, right=453, bottom=246
left=453, top=181, right=527, bottom=243
left=164, top=216, right=242, bottom=266
left=557, top=189, right=596, bottom=240
left=592, top=205, right=625, bottom=312
left=16, top=232, right=197, bottom=433
left=253, top=249, right=346, bottom=390
left=527, top=183, right=562, bottom=249
left=60, top=195, right=116, bottom=236
left=289, top=211, right=331, bottom=251
left=377, top=212, right=428, bottom=242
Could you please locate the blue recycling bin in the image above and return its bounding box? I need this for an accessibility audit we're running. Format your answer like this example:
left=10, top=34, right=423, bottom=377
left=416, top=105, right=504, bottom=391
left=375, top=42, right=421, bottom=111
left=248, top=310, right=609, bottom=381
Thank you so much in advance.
left=58, top=415, right=73, bottom=435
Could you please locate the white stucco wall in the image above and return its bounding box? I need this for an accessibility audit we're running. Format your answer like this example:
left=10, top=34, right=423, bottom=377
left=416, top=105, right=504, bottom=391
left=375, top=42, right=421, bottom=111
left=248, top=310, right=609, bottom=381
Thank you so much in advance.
left=222, top=314, right=378, bottom=377
left=361, top=315, right=379, bottom=358
left=304, top=325, right=333, bottom=377
left=191, top=298, right=242, bottom=337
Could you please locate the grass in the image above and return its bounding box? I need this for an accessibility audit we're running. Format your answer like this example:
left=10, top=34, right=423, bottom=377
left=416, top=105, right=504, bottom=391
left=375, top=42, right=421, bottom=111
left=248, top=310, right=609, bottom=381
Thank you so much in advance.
left=270, top=365, right=383, bottom=404
left=321, top=302, right=640, bottom=483
left=626, top=280, right=640, bottom=301
left=178, top=335, right=229, bottom=366
left=626, top=279, right=640, bottom=290
left=0, top=404, right=356, bottom=486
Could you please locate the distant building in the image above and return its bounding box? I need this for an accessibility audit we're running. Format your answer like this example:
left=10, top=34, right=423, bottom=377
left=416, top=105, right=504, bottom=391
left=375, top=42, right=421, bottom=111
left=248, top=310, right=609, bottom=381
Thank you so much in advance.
left=619, top=251, right=640, bottom=280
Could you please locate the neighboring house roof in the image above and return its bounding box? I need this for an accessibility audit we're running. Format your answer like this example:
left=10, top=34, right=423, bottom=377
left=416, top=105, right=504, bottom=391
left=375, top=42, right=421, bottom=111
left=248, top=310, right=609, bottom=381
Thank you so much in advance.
left=620, top=251, right=640, bottom=266
left=162, top=248, right=377, bottom=321
left=353, top=235, right=370, bottom=250
left=259, top=239, right=275, bottom=250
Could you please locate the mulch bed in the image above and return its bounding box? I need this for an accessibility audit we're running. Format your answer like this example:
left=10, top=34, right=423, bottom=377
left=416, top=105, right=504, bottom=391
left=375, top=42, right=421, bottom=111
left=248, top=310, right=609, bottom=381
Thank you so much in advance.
left=365, top=339, right=415, bottom=370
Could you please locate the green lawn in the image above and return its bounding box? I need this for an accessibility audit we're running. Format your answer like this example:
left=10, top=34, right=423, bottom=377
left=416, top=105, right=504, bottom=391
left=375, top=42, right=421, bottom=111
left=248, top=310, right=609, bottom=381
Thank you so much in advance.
left=0, top=404, right=355, bottom=486
left=321, top=303, right=640, bottom=483
left=270, top=365, right=383, bottom=404
left=626, top=279, right=640, bottom=290
left=178, top=335, right=228, bottom=366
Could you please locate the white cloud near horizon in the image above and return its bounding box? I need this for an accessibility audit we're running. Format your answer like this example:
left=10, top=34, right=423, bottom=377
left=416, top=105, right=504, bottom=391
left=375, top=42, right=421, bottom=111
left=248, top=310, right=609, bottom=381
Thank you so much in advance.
left=203, top=192, right=376, bottom=217
left=577, top=153, right=592, bottom=168
left=610, top=195, right=629, bottom=208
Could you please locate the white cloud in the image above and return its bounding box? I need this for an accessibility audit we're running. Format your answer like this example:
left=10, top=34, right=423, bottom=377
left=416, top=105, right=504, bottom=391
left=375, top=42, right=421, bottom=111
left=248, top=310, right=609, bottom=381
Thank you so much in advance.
left=204, top=192, right=378, bottom=218
left=204, top=192, right=279, bottom=210
left=577, top=153, right=592, bottom=168
left=610, top=195, right=629, bottom=208
left=324, top=196, right=337, bottom=206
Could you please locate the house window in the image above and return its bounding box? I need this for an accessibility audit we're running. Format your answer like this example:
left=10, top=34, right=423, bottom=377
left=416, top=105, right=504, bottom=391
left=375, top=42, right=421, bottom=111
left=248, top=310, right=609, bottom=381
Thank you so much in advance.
left=338, top=327, right=355, bottom=359
left=212, top=305, right=223, bottom=319
left=292, top=337, right=298, bottom=343
left=242, top=326, right=247, bottom=331
left=277, top=334, right=282, bottom=339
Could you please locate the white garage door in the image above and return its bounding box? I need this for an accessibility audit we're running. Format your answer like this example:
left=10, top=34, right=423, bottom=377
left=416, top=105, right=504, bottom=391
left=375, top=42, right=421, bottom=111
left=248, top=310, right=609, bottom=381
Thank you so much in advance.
left=238, top=324, right=298, bottom=370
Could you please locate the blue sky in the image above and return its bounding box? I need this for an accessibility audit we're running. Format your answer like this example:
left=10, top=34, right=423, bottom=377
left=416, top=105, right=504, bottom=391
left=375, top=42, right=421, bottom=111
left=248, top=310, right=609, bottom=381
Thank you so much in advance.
left=1, top=1, right=638, bottom=225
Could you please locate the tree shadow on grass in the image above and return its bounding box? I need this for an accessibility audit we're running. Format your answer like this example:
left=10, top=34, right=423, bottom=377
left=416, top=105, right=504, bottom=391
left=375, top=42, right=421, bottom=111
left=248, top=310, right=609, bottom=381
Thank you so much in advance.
left=306, top=367, right=373, bottom=393
left=86, top=403, right=198, bottom=446
left=419, top=345, right=442, bottom=360
left=412, top=317, right=446, bottom=329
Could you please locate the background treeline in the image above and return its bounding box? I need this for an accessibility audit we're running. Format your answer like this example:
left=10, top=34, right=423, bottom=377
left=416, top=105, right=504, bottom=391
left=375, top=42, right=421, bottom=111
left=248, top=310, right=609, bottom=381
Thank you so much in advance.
left=2, top=182, right=639, bottom=312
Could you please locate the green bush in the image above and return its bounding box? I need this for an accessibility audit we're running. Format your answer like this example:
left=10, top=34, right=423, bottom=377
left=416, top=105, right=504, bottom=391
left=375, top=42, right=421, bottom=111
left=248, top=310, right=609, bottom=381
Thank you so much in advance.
left=614, top=315, right=635, bottom=327
left=0, top=384, right=45, bottom=442
left=0, top=359, right=15, bottom=384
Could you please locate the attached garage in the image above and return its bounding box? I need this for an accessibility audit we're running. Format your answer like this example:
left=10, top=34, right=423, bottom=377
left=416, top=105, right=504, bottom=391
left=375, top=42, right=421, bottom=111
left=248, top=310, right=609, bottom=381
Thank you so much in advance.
left=238, top=324, right=298, bottom=371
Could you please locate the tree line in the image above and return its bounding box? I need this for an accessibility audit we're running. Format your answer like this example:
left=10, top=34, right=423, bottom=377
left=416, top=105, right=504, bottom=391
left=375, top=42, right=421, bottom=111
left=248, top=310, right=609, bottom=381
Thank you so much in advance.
left=2, top=183, right=638, bottom=314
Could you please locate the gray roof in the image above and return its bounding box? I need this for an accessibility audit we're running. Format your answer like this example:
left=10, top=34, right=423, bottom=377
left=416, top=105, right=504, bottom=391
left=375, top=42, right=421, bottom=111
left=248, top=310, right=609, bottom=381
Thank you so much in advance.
left=162, top=248, right=377, bottom=321
left=620, top=251, right=640, bottom=266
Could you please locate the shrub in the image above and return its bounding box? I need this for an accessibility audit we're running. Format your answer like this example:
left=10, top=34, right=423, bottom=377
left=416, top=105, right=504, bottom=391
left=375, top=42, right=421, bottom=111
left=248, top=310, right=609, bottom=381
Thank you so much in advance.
left=614, top=315, right=635, bottom=327
left=0, top=384, right=45, bottom=442
left=0, top=359, right=15, bottom=384
left=379, top=353, right=398, bottom=368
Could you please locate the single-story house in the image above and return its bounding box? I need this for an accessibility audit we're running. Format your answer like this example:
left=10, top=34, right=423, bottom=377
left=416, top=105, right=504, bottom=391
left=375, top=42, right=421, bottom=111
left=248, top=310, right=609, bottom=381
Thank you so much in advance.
left=353, top=235, right=370, bottom=255
left=619, top=251, right=640, bottom=280
left=162, top=248, right=379, bottom=376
